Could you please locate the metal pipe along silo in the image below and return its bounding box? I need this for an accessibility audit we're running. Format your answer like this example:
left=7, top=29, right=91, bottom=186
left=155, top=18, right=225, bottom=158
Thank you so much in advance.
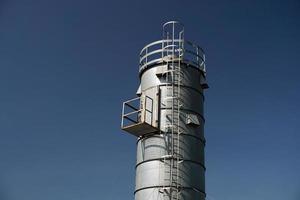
left=121, top=21, right=208, bottom=200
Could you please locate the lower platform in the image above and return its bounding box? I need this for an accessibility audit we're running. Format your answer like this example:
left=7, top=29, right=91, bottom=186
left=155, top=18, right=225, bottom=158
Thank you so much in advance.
left=122, top=122, right=159, bottom=137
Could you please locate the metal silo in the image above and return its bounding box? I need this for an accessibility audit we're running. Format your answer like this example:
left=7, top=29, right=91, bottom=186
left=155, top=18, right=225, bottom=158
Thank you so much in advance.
left=121, top=21, right=208, bottom=200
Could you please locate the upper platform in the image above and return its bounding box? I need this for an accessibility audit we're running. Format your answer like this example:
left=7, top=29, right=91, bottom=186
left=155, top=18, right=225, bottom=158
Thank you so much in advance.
left=139, top=21, right=206, bottom=76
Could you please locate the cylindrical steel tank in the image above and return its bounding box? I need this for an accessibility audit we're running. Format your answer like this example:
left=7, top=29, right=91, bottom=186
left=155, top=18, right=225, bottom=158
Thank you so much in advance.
left=121, top=21, right=208, bottom=200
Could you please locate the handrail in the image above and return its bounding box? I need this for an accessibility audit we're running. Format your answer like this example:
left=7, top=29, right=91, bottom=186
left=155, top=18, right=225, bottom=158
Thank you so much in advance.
left=121, top=97, right=142, bottom=128
left=139, top=39, right=206, bottom=74
left=121, top=96, right=154, bottom=128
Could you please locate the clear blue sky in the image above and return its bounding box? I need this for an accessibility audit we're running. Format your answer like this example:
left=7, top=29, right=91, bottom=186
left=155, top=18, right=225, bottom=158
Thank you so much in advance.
left=0, top=0, right=299, bottom=200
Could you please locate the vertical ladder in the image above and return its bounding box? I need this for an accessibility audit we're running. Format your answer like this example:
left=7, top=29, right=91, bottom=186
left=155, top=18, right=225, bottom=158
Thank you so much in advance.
left=174, top=30, right=184, bottom=200
left=161, top=22, right=184, bottom=200
left=161, top=32, right=172, bottom=200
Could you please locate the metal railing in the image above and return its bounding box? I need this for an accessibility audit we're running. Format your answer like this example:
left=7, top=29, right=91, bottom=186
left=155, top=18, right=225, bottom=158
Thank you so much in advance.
left=121, top=96, right=154, bottom=128
left=139, top=39, right=206, bottom=74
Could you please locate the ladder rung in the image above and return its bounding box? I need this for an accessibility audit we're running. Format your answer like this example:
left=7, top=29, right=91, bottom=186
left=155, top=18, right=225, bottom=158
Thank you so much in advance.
left=164, top=96, right=179, bottom=99
left=163, top=70, right=176, bottom=73
left=161, top=154, right=173, bottom=159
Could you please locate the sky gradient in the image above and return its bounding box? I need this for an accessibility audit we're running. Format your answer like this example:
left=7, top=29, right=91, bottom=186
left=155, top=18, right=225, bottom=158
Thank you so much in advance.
left=0, top=0, right=299, bottom=200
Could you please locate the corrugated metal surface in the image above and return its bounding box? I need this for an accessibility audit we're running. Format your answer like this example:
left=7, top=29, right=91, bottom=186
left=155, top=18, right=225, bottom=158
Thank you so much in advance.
left=135, top=61, right=206, bottom=200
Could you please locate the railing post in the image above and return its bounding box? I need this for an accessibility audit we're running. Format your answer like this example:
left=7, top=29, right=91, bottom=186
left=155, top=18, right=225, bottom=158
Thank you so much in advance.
left=203, top=54, right=206, bottom=72
left=151, top=97, right=153, bottom=126
left=121, top=102, right=125, bottom=128
left=196, top=46, right=199, bottom=67
left=145, top=47, right=148, bottom=65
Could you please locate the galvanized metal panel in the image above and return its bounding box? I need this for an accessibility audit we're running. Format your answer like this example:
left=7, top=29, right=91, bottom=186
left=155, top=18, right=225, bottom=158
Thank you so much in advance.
left=160, top=109, right=205, bottom=140
left=135, top=188, right=206, bottom=200
left=160, top=86, right=204, bottom=113
left=134, top=60, right=206, bottom=200
left=136, top=135, right=204, bottom=165
left=135, top=160, right=205, bottom=192
left=140, top=64, right=204, bottom=93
